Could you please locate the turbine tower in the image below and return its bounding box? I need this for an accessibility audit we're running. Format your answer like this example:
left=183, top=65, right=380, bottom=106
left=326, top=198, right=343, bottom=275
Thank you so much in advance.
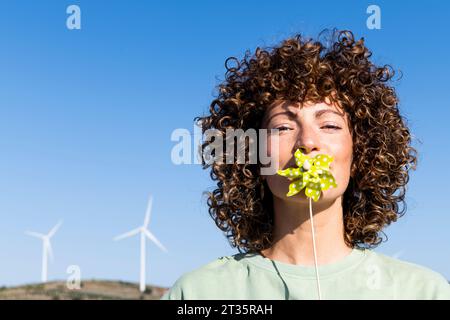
left=114, top=195, right=167, bottom=292
left=26, top=221, right=62, bottom=283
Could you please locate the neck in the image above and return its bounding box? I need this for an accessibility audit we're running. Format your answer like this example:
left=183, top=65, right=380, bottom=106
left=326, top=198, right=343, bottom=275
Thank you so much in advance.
left=260, top=195, right=353, bottom=266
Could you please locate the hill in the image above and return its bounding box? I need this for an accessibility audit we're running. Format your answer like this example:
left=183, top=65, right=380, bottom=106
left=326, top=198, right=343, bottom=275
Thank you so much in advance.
left=0, top=280, right=169, bottom=300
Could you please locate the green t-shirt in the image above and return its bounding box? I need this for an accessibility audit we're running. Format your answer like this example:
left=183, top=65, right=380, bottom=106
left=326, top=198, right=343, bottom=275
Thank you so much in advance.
left=161, top=248, right=450, bottom=300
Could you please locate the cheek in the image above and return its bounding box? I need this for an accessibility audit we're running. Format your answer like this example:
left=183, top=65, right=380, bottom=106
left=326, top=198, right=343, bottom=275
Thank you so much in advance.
left=265, top=173, right=291, bottom=199
left=330, top=145, right=353, bottom=191
left=263, top=137, right=297, bottom=198
left=265, top=135, right=293, bottom=170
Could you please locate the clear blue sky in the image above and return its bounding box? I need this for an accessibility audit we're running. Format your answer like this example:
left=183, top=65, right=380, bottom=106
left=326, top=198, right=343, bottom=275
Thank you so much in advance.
left=0, top=0, right=448, bottom=288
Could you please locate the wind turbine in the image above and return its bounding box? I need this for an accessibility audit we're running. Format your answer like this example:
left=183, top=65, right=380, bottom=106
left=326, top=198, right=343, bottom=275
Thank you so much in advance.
left=114, top=195, right=167, bottom=292
left=25, top=221, right=62, bottom=283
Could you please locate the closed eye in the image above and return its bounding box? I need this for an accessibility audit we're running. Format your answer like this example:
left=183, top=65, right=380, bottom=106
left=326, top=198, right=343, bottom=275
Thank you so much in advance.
left=275, top=126, right=292, bottom=131
left=274, top=125, right=341, bottom=131
left=322, top=125, right=341, bottom=130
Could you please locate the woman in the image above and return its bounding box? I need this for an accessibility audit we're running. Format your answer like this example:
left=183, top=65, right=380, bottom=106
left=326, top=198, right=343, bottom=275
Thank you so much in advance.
left=162, top=30, right=450, bottom=299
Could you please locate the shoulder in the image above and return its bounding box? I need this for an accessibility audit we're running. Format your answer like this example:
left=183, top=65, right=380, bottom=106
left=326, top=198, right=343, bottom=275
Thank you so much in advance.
left=364, top=250, right=450, bottom=299
left=366, top=250, right=447, bottom=281
left=161, top=253, right=249, bottom=300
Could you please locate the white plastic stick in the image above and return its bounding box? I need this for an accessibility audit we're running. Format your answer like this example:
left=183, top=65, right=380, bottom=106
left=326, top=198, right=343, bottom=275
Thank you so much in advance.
left=309, top=197, right=322, bottom=300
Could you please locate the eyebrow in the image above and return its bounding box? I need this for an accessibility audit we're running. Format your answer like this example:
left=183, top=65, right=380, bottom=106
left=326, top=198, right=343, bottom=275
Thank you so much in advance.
left=314, top=109, right=345, bottom=119
left=265, top=108, right=345, bottom=125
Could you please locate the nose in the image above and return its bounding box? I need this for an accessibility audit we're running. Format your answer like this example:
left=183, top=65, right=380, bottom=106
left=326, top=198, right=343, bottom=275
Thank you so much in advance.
left=295, top=130, right=319, bottom=156
left=298, top=145, right=314, bottom=154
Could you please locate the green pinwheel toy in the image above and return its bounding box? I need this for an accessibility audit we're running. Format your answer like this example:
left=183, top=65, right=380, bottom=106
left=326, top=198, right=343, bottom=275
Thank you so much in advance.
left=277, top=149, right=338, bottom=201
left=276, top=148, right=338, bottom=300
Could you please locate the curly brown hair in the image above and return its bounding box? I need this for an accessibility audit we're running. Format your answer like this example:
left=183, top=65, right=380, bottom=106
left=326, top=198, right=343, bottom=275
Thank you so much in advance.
left=194, top=29, right=418, bottom=253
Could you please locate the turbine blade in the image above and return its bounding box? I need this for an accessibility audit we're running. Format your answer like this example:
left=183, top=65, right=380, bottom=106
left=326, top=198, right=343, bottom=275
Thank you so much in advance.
left=114, top=227, right=140, bottom=241
left=47, top=220, right=62, bottom=238
left=144, top=229, right=167, bottom=252
left=25, top=231, right=45, bottom=239
left=143, top=195, right=153, bottom=228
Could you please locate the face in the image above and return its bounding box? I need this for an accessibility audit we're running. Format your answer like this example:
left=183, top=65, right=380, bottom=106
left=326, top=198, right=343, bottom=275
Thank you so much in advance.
left=261, top=99, right=353, bottom=205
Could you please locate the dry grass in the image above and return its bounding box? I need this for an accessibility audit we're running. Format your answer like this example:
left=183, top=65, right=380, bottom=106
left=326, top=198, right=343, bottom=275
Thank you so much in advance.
left=0, top=280, right=169, bottom=300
